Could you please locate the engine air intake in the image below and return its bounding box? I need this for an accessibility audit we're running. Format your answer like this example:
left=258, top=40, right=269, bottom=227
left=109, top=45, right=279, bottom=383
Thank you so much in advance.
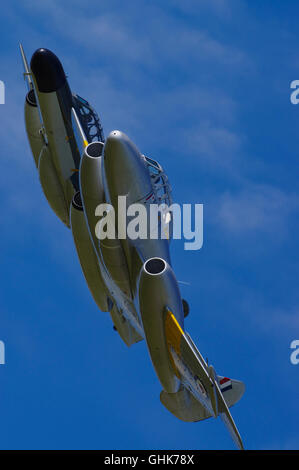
left=72, top=191, right=83, bottom=211
left=145, top=258, right=166, bottom=275
left=86, top=141, right=104, bottom=158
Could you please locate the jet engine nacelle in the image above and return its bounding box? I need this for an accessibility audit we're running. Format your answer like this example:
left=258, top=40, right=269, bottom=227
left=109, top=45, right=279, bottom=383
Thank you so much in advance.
left=79, top=141, right=106, bottom=255
left=24, top=89, right=44, bottom=167
left=25, top=89, right=71, bottom=226
left=38, top=145, right=70, bottom=227
left=70, top=191, right=109, bottom=312
left=138, top=257, right=184, bottom=393
left=80, top=141, right=132, bottom=298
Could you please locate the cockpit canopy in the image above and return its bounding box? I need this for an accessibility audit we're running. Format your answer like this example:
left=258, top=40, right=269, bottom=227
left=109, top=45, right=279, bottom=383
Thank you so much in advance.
left=72, top=94, right=105, bottom=143
left=142, top=155, right=173, bottom=241
left=142, top=155, right=172, bottom=207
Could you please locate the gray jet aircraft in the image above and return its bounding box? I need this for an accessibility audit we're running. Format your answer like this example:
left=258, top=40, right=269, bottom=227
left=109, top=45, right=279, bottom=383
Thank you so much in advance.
left=21, top=45, right=245, bottom=450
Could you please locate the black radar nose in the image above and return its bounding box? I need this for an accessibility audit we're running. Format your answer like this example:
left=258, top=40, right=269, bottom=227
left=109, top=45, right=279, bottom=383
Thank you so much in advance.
left=30, top=48, right=66, bottom=93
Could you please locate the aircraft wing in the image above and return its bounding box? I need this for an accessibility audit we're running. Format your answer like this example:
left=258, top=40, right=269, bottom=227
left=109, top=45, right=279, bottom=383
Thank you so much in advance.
left=164, top=308, right=244, bottom=450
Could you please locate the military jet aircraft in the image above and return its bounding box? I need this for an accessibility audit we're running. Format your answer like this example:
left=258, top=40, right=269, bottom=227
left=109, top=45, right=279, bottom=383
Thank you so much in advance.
left=20, top=45, right=245, bottom=450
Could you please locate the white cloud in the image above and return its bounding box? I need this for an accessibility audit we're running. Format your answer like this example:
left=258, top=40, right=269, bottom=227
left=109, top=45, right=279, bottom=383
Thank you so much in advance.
left=170, top=0, right=241, bottom=18
left=214, top=183, right=298, bottom=237
left=183, top=121, right=243, bottom=170
left=21, top=0, right=250, bottom=70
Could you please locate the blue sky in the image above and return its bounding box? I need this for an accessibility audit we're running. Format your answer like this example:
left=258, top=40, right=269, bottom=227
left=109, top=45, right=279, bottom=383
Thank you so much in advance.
left=0, top=0, right=299, bottom=450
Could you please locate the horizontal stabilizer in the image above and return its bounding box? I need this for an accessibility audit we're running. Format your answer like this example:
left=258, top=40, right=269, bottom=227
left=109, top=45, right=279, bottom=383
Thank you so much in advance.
left=160, top=385, right=212, bottom=422
left=164, top=308, right=244, bottom=449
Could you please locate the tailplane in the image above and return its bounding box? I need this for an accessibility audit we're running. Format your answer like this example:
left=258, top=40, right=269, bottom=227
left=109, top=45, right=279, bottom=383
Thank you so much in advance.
left=162, top=308, right=245, bottom=449
left=160, top=376, right=244, bottom=423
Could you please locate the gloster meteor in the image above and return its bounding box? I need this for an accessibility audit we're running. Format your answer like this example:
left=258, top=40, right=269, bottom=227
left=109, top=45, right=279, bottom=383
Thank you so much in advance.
left=20, top=45, right=245, bottom=449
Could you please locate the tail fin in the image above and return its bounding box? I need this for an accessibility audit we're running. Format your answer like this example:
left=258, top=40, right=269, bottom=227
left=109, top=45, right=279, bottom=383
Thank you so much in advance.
left=214, top=377, right=244, bottom=450
left=217, top=376, right=245, bottom=408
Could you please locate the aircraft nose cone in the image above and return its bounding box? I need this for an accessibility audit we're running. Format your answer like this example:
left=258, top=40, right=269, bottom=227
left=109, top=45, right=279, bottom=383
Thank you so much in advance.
left=104, top=130, right=152, bottom=206
left=30, top=48, right=66, bottom=93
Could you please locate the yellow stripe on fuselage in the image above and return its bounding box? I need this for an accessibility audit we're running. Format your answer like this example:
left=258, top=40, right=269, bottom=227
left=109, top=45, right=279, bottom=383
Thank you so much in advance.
left=165, top=308, right=184, bottom=378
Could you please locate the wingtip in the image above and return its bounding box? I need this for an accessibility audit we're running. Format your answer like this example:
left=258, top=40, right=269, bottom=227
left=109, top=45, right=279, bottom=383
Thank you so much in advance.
left=19, top=42, right=25, bottom=55
left=19, top=43, right=33, bottom=90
